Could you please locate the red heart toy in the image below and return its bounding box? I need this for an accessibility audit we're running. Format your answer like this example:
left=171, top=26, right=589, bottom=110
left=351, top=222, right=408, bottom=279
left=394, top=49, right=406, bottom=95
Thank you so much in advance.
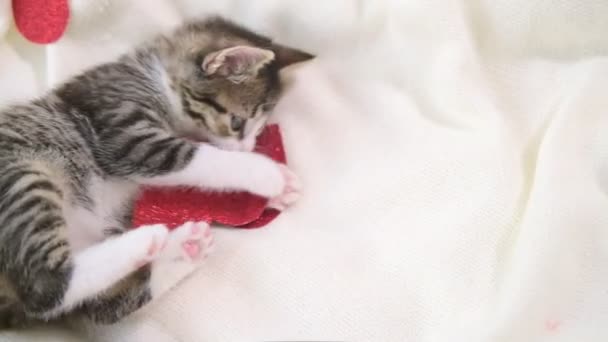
left=132, top=124, right=286, bottom=229
left=12, top=0, right=69, bottom=44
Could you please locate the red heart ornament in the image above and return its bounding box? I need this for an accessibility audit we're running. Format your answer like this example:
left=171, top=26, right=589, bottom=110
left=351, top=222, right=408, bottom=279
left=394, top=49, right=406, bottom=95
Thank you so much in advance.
left=12, top=0, right=69, bottom=44
left=133, top=125, right=286, bottom=230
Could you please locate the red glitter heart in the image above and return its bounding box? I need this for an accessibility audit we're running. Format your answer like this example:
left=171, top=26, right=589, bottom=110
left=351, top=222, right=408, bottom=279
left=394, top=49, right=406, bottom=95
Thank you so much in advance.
left=133, top=125, right=286, bottom=230
left=12, top=0, right=69, bottom=44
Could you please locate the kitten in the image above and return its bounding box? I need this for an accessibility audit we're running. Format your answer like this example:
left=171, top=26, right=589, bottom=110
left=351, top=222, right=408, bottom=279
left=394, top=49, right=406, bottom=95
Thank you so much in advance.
left=0, top=16, right=312, bottom=326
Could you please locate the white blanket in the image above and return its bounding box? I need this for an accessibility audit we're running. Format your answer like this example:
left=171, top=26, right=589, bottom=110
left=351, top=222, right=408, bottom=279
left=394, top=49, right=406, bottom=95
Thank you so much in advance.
left=1, top=0, right=608, bottom=341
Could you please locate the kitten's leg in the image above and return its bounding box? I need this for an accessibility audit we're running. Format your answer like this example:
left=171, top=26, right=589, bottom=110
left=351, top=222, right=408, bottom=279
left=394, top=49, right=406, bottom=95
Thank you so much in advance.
left=97, top=124, right=299, bottom=207
left=1, top=164, right=74, bottom=320
left=149, top=221, right=214, bottom=297
left=76, top=222, right=214, bottom=324
left=59, top=224, right=169, bottom=312
left=13, top=221, right=169, bottom=320
left=76, top=266, right=152, bottom=324
left=138, top=143, right=302, bottom=206
left=0, top=297, right=29, bottom=329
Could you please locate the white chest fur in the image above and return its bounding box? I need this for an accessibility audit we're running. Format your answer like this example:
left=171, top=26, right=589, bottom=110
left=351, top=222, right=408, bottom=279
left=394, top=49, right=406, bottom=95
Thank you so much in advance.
left=64, top=176, right=138, bottom=252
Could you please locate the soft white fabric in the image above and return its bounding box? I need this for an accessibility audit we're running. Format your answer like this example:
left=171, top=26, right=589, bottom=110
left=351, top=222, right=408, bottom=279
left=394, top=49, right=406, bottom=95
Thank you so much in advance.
left=0, top=0, right=40, bottom=104
left=1, top=0, right=608, bottom=341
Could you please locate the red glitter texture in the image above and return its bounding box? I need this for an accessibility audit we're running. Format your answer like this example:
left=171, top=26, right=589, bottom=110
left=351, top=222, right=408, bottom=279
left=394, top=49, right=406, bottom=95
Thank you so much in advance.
left=12, top=0, right=69, bottom=44
left=133, top=124, right=286, bottom=230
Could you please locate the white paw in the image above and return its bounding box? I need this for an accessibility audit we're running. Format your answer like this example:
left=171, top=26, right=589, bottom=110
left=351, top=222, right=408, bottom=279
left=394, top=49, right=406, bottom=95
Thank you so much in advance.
left=242, top=155, right=286, bottom=198
left=133, top=224, right=170, bottom=269
left=159, top=221, right=214, bottom=263
left=268, top=164, right=302, bottom=211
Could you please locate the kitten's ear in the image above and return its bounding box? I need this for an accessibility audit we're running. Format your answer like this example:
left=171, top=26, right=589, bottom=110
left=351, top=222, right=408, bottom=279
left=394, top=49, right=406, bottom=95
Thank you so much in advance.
left=202, top=46, right=275, bottom=83
left=271, top=43, right=315, bottom=70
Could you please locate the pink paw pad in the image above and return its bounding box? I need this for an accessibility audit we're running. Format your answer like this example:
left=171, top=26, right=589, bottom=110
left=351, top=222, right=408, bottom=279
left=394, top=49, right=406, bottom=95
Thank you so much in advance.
left=162, top=221, right=214, bottom=262
left=191, top=223, right=201, bottom=234
left=182, top=241, right=200, bottom=259
left=146, top=239, right=160, bottom=256
left=183, top=222, right=214, bottom=260
left=269, top=164, right=302, bottom=211
left=133, top=225, right=169, bottom=268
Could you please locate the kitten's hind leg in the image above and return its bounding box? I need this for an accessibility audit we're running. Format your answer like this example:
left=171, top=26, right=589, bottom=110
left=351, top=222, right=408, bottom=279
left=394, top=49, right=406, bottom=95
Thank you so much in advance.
left=13, top=218, right=169, bottom=321
left=60, top=224, right=169, bottom=312
left=0, top=296, right=28, bottom=329
left=150, top=221, right=214, bottom=298
left=76, top=266, right=152, bottom=325
left=1, top=163, right=176, bottom=321
left=1, top=163, right=74, bottom=320
left=76, top=222, right=214, bottom=324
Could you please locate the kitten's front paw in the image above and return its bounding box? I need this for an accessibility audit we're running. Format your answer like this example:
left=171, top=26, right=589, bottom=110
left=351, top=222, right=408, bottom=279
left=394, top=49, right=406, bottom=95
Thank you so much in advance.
left=238, top=155, right=302, bottom=207
left=268, top=164, right=302, bottom=211
left=243, top=156, right=286, bottom=197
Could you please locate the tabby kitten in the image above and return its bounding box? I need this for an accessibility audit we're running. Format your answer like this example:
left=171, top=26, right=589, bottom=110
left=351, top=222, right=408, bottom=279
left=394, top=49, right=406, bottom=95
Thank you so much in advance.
left=0, top=16, right=312, bottom=326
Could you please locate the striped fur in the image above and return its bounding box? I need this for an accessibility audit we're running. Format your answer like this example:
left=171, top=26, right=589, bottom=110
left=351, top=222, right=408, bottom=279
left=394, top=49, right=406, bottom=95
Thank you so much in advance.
left=0, top=16, right=312, bottom=327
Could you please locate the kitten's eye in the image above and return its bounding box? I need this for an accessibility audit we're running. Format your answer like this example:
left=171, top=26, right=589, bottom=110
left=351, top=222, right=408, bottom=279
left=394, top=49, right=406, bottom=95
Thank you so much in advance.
left=231, top=116, right=245, bottom=132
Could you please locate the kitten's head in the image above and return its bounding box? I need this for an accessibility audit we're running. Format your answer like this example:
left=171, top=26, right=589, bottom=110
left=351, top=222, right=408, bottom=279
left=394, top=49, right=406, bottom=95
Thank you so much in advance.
left=158, top=17, right=314, bottom=151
